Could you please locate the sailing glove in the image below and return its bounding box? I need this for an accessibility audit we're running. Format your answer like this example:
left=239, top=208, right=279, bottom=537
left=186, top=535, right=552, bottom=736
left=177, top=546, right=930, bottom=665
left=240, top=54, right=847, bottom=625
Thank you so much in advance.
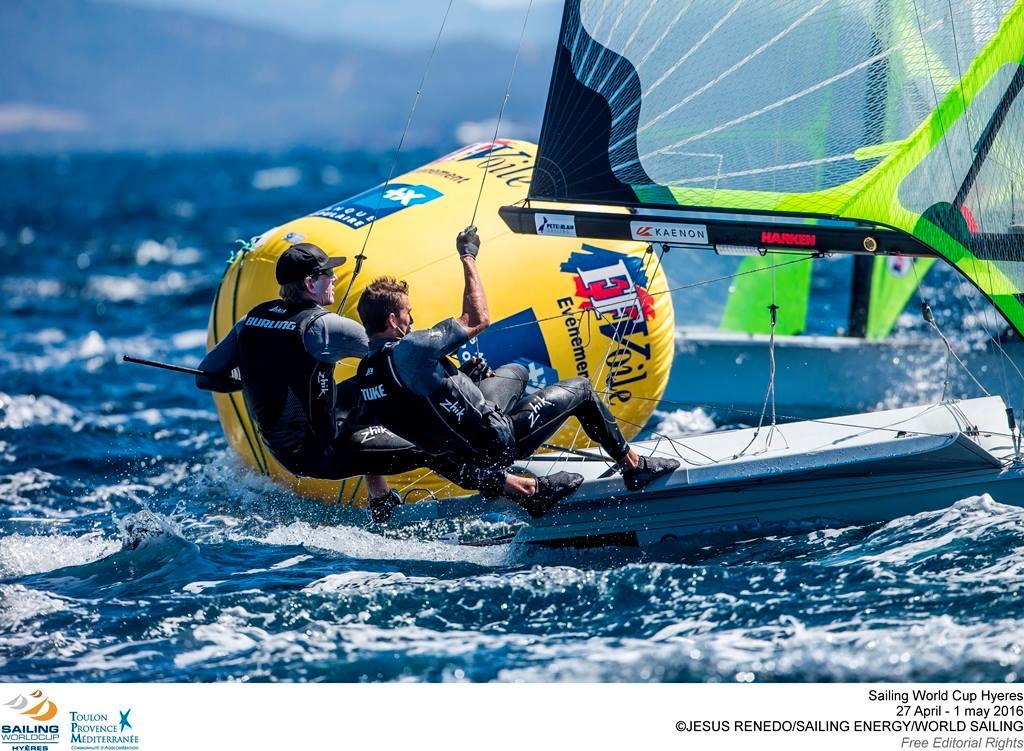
left=459, top=355, right=493, bottom=381
left=456, top=225, right=480, bottom=259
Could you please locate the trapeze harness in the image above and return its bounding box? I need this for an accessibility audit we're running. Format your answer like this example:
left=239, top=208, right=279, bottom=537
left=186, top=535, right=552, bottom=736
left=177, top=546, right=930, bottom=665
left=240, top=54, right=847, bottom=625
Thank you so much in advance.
left=237, top=299, right=336, bottom=472
left=356, top=340, right=516, bottom=467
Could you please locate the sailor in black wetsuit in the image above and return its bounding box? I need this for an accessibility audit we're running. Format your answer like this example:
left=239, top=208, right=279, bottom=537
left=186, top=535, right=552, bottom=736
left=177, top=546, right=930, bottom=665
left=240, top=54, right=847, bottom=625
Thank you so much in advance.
left=197, top=242, right=575, bottom=522
left=355, top=226, right=679, bottom=507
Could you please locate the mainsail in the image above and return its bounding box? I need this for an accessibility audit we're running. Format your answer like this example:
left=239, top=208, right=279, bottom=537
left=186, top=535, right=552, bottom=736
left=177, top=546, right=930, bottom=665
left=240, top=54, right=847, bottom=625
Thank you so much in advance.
left=501, top=0, right=1024, bottom=334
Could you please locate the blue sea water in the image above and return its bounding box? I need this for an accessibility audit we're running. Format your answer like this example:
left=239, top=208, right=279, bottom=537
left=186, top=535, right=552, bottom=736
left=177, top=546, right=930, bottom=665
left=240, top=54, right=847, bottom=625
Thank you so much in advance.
left=2, top=150, right=1023, bottom=683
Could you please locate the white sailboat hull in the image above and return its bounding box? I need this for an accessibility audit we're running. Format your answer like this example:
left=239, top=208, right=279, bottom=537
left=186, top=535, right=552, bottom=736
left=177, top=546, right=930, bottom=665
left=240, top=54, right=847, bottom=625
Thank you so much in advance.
left=666, top=328, right=1024, bottom=422
left=391, top=396, right=1024, bottom=548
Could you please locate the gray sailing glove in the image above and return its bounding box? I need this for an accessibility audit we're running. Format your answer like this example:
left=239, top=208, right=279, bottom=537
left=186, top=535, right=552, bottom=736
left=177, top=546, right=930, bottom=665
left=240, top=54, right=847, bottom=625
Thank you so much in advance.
left=456, top=225, right=480, bottom=259
left=459, top=355, right=492, bottom=382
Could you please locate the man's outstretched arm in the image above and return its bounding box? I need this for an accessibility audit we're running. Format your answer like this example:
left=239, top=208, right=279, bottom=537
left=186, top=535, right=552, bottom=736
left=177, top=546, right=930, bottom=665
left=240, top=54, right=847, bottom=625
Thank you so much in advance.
left=454, top=226, right=490, bottom=339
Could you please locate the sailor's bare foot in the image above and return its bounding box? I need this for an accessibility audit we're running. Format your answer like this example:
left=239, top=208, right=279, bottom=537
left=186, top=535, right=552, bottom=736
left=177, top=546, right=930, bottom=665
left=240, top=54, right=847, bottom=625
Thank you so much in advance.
left=502, top=474, right=537, bottom=498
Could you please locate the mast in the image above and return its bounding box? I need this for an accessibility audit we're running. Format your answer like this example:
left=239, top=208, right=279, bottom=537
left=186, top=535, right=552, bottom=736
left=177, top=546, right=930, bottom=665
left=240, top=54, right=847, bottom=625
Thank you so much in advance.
left=848, top=0, right=890, bottom=339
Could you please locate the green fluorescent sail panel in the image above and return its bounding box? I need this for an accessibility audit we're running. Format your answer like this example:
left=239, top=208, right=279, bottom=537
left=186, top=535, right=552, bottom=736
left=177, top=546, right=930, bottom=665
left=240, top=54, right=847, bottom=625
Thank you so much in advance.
left=531, top=0, right=1024, bottom=334
left=721, top=256, right=812, bottom=336
left=866, top=256, right=936, bottom=339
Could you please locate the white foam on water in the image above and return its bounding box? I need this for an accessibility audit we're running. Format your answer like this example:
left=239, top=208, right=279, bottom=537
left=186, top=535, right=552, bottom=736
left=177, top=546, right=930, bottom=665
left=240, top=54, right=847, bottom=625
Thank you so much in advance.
left=174, top=607, right=277, bottom=668
left=81, top=480, right=156, bottom=507
left=270, top=554, right=313, bottom=570
left=86, top=270, right=205, bottom=302
left=54, top=641, right=163, bottom=676
left=134, top=239, right=202, bottom=267
left=251, top=166, right=301, bottom=190
left=491, top=613, right=1024, bottom=682
left=654, top=407, right=716, bottom=436
left=87, top=406, right=219, bottom=432
left=304, top=571, right=436, bottom=594
left=0, top=393, right=79, bottom=430
left=1, top=277, right=63, bottom=299
left=0, top=584, right=72, bottom=629
left=260, top=521, right=510, bottom=567
left=0, top=532, right=119, bottom=576
left=827, top=494, right=1024, bottom=583
left=24, top=328, right=67, bottom=345
left=171, top=612, right=534, bottom=676
left=0, top=469, right=61, bottom=508
left=171, top=329, right=208, bottom=351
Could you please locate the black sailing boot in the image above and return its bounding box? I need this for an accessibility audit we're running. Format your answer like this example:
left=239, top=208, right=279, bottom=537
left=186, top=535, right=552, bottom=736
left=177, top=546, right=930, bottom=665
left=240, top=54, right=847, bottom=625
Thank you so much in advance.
left=622, top=455, right=680, bottom=491
left=369, top=489, right=402, bottom=524
left=517, top=471, right=584, bottom=518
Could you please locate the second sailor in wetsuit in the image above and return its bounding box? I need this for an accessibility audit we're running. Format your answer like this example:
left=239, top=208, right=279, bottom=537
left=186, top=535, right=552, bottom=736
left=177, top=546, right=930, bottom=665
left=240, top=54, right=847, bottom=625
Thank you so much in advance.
left=355, top=226, right=679, bottom=508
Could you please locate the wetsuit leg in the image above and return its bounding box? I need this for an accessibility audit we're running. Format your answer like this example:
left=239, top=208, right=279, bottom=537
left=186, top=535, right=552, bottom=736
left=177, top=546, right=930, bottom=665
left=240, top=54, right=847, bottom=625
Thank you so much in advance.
left=477, top=363, right=529, bottom=412
left=311, top=425, right=434, bottom=479
left=505, top=376, right=630, bottom=461
left=317, top=425, right=508, bottom=497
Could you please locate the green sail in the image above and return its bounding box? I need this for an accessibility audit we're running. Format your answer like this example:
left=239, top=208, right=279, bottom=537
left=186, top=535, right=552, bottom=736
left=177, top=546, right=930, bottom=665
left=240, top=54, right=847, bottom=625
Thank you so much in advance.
left=721, top=256, right=812, bottom=335
left=524, top=0, right=1024, bottom=335
left=865, top=256, right=936, bottom=339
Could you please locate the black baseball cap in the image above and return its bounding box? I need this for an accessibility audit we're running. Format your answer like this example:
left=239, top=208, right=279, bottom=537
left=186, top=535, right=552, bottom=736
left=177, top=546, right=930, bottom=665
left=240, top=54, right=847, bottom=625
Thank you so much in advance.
left=275, top=243, right=347, bottom=284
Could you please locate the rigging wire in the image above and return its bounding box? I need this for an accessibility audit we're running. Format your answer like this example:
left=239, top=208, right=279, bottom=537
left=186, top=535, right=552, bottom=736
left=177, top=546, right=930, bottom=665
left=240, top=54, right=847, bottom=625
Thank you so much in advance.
left=486, top=253, right=814, bottom=335
left=333, top=0, right=456, bottom=317
left=469, top=0, right=534, bottom=228
left=732, top=256, right=788, bottom=458
left=905, top=1, right=1024, bottom=399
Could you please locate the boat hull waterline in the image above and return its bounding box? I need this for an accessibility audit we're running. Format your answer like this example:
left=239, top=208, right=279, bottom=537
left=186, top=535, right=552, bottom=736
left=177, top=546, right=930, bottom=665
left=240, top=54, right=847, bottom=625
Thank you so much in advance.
left=391, top=396, right=1024, bottom=547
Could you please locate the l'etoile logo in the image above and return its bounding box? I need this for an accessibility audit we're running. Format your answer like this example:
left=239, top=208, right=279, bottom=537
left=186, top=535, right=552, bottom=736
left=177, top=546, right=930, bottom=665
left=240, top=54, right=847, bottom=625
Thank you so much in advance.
left=3, top=690, right=60, bottom=744
left=558, top=245, right=658, bottom=405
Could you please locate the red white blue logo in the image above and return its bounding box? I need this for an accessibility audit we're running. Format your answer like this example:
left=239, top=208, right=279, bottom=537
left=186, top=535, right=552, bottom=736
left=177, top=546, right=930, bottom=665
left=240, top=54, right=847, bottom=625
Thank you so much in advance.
left=561, top=245, right=656, bottom=340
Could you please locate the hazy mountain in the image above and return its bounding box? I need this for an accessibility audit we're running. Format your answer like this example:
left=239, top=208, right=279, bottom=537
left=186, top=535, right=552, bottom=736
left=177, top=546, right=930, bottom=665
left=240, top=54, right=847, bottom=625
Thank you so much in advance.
left=125, top=0, right=564, bottom=49
left=1, top=0, right=558, bottom=152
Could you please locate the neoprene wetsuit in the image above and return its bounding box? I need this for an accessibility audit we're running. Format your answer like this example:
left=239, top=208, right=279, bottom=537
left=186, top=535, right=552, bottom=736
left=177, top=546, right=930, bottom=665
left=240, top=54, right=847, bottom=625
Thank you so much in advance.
left=196, top=300, right=510, bottom=487
left=356, top=317, right=632, bottom=489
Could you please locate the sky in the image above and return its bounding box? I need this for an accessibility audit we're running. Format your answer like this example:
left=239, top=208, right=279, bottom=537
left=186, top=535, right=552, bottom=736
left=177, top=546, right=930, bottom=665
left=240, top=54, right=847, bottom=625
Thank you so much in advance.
left=121, top=0, right=564, bottom=49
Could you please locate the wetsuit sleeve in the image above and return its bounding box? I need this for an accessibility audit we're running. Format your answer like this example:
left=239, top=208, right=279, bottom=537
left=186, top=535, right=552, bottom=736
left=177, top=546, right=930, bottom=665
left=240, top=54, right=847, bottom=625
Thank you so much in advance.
left=391, top=317, right=472, bottom=398
left=303, top=313, right=369, bottom=364
left=196, top=320, right=242, bottom=392
left=404, top=317, right=470, bottom=358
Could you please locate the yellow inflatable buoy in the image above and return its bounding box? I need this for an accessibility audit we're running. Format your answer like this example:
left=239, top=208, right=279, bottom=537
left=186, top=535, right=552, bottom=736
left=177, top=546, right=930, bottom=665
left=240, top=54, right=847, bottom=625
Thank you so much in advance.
left=207, top=140, right=675, bottom=505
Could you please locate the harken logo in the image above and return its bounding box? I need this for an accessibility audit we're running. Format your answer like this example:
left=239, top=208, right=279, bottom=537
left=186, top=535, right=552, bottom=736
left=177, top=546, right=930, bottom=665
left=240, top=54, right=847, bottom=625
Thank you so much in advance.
left=5, top=690, right=58, bottom=722
left=760, top=230, right=816, bottom=247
